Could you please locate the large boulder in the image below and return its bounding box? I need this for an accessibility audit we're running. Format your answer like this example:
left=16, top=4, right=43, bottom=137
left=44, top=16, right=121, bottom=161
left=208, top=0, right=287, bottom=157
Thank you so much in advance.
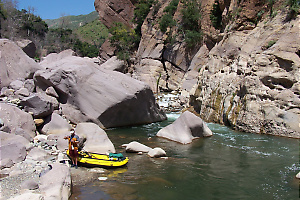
left=40, top=113, right=71, bottom=135
left=0, top=103, right=36, bottom=139
left=0, top=131, right=29, bottom=165
left=157, top=111, right=213, bottom=144
left=34, top=56, right=166, bottom=128
left=20, top=93, right=59, bottom=118
left=15, top=39, right=36, bottom=58
left=0, top=39, right=41, bottom=88
left=75, top=123, right=115, bottom=154
left=39, top=163, right=71, bottom=200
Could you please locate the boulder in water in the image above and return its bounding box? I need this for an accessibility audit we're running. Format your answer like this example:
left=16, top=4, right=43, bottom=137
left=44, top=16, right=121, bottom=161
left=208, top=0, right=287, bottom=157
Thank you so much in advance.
left=157, top=111, right=213, bottom=144
left=148, top=147, right=167, bottom=158
left=125, top=141, right=152, bottom=153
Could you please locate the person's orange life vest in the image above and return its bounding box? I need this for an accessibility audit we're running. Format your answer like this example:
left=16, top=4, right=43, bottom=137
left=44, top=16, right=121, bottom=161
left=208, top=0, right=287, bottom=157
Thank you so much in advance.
left=68, top=137, right=78, bottom=151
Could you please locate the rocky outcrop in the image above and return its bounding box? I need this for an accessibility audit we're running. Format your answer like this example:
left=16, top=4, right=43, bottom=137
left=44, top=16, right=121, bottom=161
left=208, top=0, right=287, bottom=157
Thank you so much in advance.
left=35, top=54, right=166, bottom=128
left=157, top=111, right=213, bottom=144
left=0, top=39, right=41, bottom=88
left=94, top=0, right=135, bottom=29
left=190, top=11, right=300, bottom=138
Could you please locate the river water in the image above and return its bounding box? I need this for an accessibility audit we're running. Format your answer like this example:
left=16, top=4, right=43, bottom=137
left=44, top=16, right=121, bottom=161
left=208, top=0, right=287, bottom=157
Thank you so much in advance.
left=70, top=113, right=299, bottom=200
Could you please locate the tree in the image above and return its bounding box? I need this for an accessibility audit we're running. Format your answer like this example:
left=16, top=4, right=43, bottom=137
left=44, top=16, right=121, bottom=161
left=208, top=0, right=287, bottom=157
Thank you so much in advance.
left=210, top=0, right=222, bottom=29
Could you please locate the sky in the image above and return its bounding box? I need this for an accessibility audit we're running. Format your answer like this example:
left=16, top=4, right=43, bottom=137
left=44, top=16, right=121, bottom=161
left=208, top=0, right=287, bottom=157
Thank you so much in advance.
left=18, top=0, right=96, bottom=19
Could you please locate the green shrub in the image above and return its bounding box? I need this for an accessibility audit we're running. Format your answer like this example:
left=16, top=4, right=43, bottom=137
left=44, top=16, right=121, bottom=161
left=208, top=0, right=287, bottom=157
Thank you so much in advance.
left=109, top=22, right=139, bottom=61
left=181, top=0, right=202, bottom=48
left=287, top=0, right=300, bottom=13
left=184, top=30, right=202, bottom=48
left=266, top=40, right=277, bottom=49
left=159, top=14, right=176, bottom=33
left=159, top=0, right=179, bottom=33
left=133, top=0, right=154, bottom=36
left=164, top=0, right=179, bottom=15
left=73, top=40, right=99, bottom=58
left=210, top=0, right=222, bottom=29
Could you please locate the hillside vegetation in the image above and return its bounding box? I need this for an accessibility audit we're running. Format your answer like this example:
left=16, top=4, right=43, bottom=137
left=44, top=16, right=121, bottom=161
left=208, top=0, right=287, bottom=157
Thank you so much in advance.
left=0, top=1, right=108, bottom=58
left=44, top=11, right=99, bottom=30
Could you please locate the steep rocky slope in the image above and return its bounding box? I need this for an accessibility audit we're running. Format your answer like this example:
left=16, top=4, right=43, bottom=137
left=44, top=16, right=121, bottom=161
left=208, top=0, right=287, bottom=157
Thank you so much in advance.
left=94, top=0, right=300, bottom=137
left=190, top=11, right=300, bottom=137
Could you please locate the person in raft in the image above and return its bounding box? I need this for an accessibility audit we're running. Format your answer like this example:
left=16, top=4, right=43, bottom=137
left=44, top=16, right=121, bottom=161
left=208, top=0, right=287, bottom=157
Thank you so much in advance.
left=64, top=129, right=80, bottom=168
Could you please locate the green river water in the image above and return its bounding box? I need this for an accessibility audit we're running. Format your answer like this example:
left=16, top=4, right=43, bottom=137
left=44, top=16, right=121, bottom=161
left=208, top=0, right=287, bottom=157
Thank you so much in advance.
left=71, top=113, right=299, bottom=200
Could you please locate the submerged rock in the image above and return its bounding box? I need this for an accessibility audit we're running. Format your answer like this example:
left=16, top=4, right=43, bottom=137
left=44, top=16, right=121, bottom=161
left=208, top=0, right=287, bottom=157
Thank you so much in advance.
left=125, top=141, right=152, bottom=153
left=157, top=111, right=213, bottom=144
left=148, top=148, right=167, bottom=158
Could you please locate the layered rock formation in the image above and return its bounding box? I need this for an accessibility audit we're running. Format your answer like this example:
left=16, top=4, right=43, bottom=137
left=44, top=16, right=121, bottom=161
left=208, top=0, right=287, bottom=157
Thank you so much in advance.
left=94, top=0, right=135, bottom=29
left=190, top=11, right=300, bottom=138
left=94, top=0, right=299, bottom=138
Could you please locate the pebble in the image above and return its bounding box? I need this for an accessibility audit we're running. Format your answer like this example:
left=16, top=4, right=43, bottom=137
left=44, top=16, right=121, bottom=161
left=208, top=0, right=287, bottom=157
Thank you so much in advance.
left=98, top=177, right=108, bottom=181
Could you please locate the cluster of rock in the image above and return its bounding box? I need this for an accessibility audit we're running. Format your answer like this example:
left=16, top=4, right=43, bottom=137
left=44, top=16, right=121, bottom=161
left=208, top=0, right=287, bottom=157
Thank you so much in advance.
left=0, top=38, right=167, bottom=199
left=123, top=141, right=167, bottom=158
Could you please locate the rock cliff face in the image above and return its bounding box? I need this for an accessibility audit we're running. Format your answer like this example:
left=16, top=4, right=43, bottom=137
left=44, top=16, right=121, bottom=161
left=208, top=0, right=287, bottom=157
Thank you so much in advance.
left=94, top=0, right=135, bottom=29
left=190, top=11, right=300, bottom=138
left=94, top=0, right=300, bottom=137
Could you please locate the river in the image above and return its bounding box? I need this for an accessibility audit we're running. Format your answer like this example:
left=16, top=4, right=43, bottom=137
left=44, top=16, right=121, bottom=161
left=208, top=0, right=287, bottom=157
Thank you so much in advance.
left=70, top=112, right=299, bottom=200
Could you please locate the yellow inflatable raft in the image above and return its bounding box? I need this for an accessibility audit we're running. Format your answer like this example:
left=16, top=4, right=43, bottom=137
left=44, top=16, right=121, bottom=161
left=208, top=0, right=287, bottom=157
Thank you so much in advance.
left=67, top=150, right=129, bottom=168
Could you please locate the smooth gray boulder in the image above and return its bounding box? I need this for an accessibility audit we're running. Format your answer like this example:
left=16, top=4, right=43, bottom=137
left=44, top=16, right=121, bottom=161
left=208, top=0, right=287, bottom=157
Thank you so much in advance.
left=75, top=123, right=115, bottom=153
left=26, top=147, right=50, bottom=161
left=148, top=147, right=167, bottom=158
left=39, top=163, right=71, bottom=200
left=0, top=132, right=28, bottom=164
left=40, top=113, right=71, bottom=135
left=20, top=93, right=59, bottom=118
left=0, top=103, right=36, bottom=139
left=0, top=39, right=41, bottom=88
left=157, top=111, right=213, bottom=144
left=125, top=141, right=152, bottom=153
left=35, top=56, right=166, bottom=128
